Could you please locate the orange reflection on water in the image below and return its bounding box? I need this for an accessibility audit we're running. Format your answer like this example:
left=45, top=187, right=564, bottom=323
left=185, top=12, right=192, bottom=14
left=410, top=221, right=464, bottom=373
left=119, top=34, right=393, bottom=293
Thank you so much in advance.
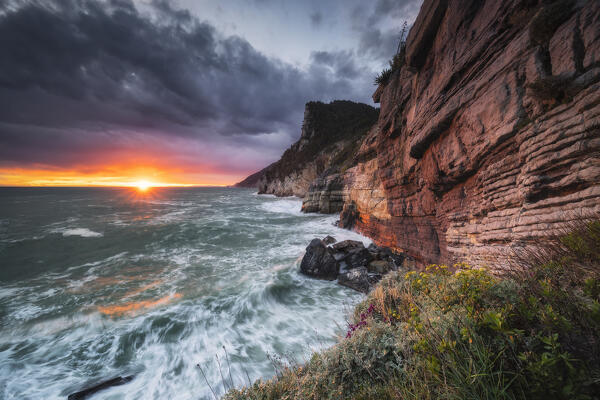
left=98, top=293, right=182, bottom=317
left=122, top=279, right=163, bottom=298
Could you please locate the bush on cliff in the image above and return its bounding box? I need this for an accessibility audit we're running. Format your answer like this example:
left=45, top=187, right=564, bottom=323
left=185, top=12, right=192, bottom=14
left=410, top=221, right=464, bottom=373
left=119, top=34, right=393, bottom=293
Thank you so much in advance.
left=224, top=220, right=600, bottom=400
left=374, top=67, right=393, bottom=86
left=261, top=100, right=379, bottom=182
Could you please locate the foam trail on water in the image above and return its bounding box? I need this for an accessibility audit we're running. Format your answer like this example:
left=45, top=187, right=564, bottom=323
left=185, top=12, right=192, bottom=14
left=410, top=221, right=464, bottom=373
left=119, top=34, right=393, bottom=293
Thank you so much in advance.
left=0, top=187, right=369, bottom=399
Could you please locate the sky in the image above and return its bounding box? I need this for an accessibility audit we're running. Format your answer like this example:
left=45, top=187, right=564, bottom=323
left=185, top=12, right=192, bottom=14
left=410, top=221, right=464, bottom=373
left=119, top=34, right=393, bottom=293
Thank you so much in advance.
left=0, top=0, right=422, bottom=187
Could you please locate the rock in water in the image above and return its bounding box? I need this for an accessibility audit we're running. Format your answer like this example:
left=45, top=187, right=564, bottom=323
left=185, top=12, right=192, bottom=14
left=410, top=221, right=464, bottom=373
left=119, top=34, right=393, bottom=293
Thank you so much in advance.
left=338, top=267, right=371, bottom=293
left=345, top=247, right=374, bottom=269
left=300, top=239, right=338, bottom=280
left=68, top=376, right=134, bottom=400
left=322, top=235, right=337, bottom=245
left=331, top=240, right=364, bottom=252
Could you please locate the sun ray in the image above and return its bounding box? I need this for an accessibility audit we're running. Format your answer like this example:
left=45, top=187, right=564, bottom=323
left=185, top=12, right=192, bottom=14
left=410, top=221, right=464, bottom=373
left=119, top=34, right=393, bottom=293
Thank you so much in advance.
left=133, top=180, right=152, bottom=191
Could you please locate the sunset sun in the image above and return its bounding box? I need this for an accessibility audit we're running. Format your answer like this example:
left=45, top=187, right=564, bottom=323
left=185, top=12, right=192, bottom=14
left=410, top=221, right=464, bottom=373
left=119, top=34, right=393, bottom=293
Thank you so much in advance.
left=133, top=180, right=152, bottom=191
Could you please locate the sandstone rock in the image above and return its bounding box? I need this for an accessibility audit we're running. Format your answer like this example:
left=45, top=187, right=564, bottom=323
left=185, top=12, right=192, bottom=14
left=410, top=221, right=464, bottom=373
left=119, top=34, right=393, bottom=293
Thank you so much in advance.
left=300, top=239, right=338, bottom=280
left=317, top=0, right=600, bottom=267
left=405, top=0, right=448, bottom=70
left=302, top=173, right=346, bottom=213
left=338, top=267, right=370, bottom=293
left=245, top=0, right=600, bottom=268
left=322, top=235, right=337, bottom=245
left=339, top=202, right=359, bottom=229
left=235, top=101, right=378, bottom=197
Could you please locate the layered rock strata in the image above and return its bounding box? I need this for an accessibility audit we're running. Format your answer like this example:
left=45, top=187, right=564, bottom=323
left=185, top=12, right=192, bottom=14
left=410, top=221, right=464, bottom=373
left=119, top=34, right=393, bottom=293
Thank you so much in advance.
left=235, top=101, right=379, bottom=197
left=242, top=0, right=600, bottom=267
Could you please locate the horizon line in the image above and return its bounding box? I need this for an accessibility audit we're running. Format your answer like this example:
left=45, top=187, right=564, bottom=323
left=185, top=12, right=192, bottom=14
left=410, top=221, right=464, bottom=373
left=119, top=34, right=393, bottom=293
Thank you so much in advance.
left=0, top=184, right=236, bottom=188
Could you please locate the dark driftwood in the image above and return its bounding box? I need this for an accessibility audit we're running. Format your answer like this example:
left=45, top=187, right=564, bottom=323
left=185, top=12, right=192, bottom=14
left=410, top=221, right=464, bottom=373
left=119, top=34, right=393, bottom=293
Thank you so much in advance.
left=67, top=375, right=134, bottom=400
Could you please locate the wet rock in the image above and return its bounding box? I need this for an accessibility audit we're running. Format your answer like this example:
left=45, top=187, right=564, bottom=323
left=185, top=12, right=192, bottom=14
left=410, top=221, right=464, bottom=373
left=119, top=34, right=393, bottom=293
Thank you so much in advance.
left=368, top=260, right=393, bottom=274
left=338, top=267, right=370, bottom=293
left=302, top=173, right=346, bottom=213
left=322, top=235, right=337, bottom=245
left=332, top=239, right=364, bottom=253
left=345, top=247, right=374, bottom=269
left=367, top=243, right=380, bottom=253
left=300, top=239, right=338, bottom=280
left=379, top=248, right=405, bottom=269
left=68, top=376, right=134, bottom=400
left=368, top=272, right=383, bottom=285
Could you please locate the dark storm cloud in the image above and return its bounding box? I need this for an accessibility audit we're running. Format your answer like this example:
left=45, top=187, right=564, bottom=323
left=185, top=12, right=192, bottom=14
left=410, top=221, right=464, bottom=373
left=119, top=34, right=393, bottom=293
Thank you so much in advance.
left=310, top=50, right=361, bottom=80
left=0, top=0, right=371, bottom=170
left=351, top=0, right=422, bottom=62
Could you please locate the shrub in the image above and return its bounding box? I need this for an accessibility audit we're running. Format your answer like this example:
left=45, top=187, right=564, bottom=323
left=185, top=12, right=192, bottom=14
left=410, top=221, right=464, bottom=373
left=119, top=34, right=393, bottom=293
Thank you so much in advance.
left=373, top=21, right=406, bottom=88
left=224, top=219, right=600, bottom=399
left=374, top=68, right=393, bottom=86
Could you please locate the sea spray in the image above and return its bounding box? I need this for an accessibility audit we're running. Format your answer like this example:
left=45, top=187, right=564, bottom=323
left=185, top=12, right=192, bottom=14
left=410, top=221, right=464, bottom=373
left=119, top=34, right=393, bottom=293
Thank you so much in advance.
left=0, top=187, right=369, bottom=399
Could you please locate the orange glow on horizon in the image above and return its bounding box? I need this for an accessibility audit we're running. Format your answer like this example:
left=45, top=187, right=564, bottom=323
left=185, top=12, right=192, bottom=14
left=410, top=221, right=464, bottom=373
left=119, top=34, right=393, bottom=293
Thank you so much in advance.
left=0, top=165, right=246, bottom=187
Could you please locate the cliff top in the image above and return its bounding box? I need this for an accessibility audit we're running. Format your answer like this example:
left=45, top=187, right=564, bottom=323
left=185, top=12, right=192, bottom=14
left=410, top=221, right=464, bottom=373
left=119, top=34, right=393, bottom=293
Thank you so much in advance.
left=235, top=100, right=378, bottom=187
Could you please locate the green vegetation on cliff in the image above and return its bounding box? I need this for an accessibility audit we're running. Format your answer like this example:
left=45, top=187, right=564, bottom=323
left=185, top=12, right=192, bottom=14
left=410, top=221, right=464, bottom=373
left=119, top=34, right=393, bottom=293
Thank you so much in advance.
left=225, top=220, right=600, bottom=399
left=235, top=100, right=378, bottom=189
left=269, top=101, right=378, bottom=180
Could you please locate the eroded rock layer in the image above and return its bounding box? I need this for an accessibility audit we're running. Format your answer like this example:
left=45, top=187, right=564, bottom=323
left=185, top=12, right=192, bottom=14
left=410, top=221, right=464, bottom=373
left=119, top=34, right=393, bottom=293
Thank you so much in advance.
left=235, top=101, right=378, bottom=197
left=343, top=0, right=600, bottom=266
left=241, top=0, right=600, bottom=267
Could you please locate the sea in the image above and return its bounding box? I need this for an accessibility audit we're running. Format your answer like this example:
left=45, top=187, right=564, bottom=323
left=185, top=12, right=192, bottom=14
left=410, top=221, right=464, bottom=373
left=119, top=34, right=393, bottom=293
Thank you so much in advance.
left=0, top=187, right=369, bottom=399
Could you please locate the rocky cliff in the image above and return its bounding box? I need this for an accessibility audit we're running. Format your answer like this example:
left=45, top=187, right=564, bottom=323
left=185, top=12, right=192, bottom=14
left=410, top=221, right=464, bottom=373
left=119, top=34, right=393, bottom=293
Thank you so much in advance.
left=234, top=101, right=379, bottom=197
left=242, top=0, right=600, bottom=267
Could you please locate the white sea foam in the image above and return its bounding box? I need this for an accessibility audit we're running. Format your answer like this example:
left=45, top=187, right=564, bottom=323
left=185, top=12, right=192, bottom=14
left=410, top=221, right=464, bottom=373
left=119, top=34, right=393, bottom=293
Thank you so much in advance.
left=0, top=188, right=374, bottom=400
left=259, top=197, right=305, bottom=216
left=57, top=228, right=103, bottom=238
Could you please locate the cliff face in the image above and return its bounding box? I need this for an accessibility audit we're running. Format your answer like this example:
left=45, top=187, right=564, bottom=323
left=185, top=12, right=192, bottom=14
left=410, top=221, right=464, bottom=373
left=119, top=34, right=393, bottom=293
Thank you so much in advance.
left=341, top=0, right=600, bottom=266
left=235, top=101, right=379, bottom=197
left=242, top=0, right=600, bottom=267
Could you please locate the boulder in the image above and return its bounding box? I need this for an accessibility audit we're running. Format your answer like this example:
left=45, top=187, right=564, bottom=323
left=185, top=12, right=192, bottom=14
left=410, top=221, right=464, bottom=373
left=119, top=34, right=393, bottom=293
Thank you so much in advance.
left=367, top=243, right=380, bottom=253
left=345, top=247, right=374, bottom=269
left=322, top=235, right=337, bottom=245
left=332, top=239, right=364, bottom=252
left=368, top=260, right=393, bottom=274
left=379, top=247, right=405, bottom=268
left=368, top=272, right=383, bottom=285
left=300, top=239, right=339, bottom=280
left=338, top=267, right=370, bottom=293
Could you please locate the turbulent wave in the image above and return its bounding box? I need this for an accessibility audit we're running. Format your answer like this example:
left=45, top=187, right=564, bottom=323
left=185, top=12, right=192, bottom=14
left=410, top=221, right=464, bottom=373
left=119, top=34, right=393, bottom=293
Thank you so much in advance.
left=0, top=187, right=369, bottom=399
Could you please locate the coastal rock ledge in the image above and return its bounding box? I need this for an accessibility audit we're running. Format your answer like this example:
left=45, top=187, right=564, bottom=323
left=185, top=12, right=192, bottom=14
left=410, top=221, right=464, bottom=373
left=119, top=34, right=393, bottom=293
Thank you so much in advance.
left=238, top=0, right=600, bottom=267
left=300, top=237, right=413, bottom=293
